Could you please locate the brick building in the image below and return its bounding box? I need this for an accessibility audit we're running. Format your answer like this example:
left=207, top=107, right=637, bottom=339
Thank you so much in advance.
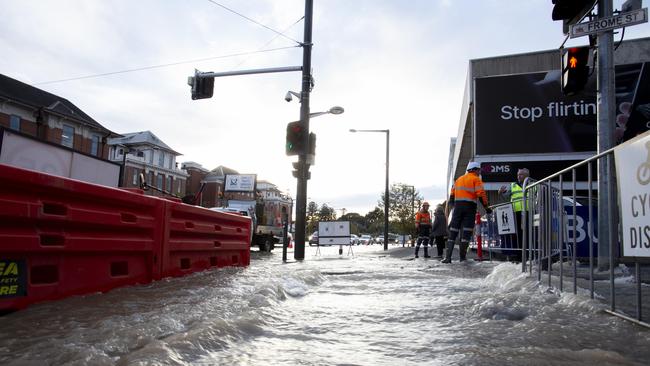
left=0, top=73, right=116, bottom=158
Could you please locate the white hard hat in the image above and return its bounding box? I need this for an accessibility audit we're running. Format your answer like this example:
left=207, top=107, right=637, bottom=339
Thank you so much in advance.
left=466, top=161, right=481, bottom=171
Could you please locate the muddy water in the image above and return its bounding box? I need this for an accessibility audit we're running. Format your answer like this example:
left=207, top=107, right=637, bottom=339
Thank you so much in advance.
left=1, top=245, right=648, bottom=365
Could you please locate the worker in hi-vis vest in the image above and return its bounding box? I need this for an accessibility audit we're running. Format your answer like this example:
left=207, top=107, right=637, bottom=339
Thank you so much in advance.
left=498, top=168, right=530, bottom=260
left=443, top=162, right=490, bottom=263
left=414, top=202, right=432, bottom=258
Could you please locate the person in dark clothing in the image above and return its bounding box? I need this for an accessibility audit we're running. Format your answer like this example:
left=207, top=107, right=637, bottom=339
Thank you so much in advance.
left=431, top=202, right=448, bottom=258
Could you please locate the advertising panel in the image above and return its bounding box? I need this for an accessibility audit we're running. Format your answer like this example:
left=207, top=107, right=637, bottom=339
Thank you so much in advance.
left=475, top=62, right=649, bottom=155
left=614, top=131, right=650, bottom=257
left=479, top=160, right=597, bottom=183
left=224, top=174, right=256, bottom=192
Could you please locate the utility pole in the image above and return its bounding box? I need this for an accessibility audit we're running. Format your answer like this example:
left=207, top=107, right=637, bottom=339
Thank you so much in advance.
left=294, top=0, right=314, bottom=261
left=597, top=0, right=616, bottom=270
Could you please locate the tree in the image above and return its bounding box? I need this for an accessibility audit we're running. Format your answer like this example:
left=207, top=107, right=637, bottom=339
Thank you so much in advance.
left=377, top=183, right=423, bottom=236
left=340, top=212, right=366, bottom=234
left=318, top=203, right=336, bottom=222
left=365, top=207, right=384, bottom=235
left=307, top=201, right=319, bottom=235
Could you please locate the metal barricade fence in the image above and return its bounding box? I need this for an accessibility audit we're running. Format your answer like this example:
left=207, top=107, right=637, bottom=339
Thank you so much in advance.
left=501, top=151, right=650, bottom=328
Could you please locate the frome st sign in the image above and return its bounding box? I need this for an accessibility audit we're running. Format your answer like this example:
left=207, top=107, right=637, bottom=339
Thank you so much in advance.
left=570, top=8, right=648, bottom=38
left=614, top=131, right=650, bottom=257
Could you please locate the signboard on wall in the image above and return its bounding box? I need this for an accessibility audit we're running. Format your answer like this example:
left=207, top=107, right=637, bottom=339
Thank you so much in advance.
left=474, top=62, right=649, bottom=155
left=224, top=174, right=256, bottom=192
left=614, top=131, right=650, bottom=257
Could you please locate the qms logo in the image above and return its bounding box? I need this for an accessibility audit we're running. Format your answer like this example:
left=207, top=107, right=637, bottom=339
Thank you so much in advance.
left=481, top=164, right=511, bottom=174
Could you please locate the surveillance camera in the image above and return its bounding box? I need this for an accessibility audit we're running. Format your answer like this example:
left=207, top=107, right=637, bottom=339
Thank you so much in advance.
left=284, top=91, right=293, bottom=102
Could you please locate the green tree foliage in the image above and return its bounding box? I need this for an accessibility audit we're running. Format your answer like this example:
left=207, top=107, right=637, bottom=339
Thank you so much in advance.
left=318, top=204, right=336, bottom=222
left=307, top=201, right=319, bottom=235
left=377, top=183, right=423, bottom=236
left=340, top=212, right=366, bottom=234
left=364, top=207, right=384, bottom=235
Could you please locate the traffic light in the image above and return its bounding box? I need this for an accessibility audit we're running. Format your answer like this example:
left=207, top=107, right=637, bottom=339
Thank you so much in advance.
left=286, top=121, right=307, bottom=156
left=187, top=72, right=215, bottom=100
left=551, top=0, right=597, bottom=34
left=561, top=46, right=590, bottom=95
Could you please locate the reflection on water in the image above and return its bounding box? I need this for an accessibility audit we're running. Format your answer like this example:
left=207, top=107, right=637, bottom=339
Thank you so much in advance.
left=1, top=245, right=649, bottom=366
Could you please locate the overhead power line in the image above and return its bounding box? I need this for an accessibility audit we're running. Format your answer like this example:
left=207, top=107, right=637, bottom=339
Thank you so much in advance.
left=33, top=45, right=299, bottom=85
left=234, top=15, right=304, bottom=69
left=206, top=0, right=302, bottom=45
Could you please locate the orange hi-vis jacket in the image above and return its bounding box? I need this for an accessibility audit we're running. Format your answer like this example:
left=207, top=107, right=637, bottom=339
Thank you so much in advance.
left=450, top=171, right=488, bottom=207
left=415, top=210, right=432, bottom=227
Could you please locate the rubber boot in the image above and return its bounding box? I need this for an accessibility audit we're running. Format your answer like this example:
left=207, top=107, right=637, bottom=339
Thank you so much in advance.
left=424, top=247, right=430, bottom=258
left=459, top=242, right=469, bottom=261
left=441, top=240, right=454, bottom=263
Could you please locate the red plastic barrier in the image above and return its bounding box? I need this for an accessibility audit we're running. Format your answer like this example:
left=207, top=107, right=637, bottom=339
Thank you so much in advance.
left=0, top=164, right=165, bottom=312
left=161, top=201, right=251, bottom=278
left=0, top=164, right=252, bottom=313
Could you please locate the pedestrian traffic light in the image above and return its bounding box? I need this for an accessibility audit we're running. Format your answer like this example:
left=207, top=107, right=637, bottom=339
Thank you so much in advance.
left=551, top=0, right=597, bottom=34
left=286, top=121, right=307, bottom=156
left=561, top=46, right=590, bottom=95
left=187, top=71, right=215, bottom=100
left=308, top=132, right=316, bottom=156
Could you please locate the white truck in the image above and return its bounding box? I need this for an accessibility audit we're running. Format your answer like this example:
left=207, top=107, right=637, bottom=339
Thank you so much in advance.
left=224, top=200, right=283, bottom=252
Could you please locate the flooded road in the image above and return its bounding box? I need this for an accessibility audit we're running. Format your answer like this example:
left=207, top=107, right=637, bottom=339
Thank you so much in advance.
left=1, top=245, right=649, bottom=365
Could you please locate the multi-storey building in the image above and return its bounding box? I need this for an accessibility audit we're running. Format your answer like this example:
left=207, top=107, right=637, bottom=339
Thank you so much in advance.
left=108, top=131, right=188, bottom=197
left=0, top=73, right=116, bottom=158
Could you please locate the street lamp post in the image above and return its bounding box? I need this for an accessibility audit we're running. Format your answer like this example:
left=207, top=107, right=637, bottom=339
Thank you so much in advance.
left=350, top=129, right=390, bottom=251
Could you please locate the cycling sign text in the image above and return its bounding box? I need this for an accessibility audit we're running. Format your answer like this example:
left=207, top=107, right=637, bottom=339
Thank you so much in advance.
left=615, top=132, right=650, bottom=257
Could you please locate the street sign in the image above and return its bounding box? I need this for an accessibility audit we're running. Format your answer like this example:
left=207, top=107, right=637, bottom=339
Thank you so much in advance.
left=495, top=204, right=516, bottom=235
left=570, top=8, right=648, bottom=38
left=318, top=221, right=351, bottom=245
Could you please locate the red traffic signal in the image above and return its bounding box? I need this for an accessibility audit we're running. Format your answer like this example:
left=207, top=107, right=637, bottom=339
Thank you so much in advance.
left=286, top=121, right=307, bottom=156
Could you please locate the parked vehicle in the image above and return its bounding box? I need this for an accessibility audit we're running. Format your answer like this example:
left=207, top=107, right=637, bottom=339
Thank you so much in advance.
left=374, top=236, right=384, bottom=245
left=210, top=199, right=282, bottom=252
left=309, top=231, right=319, bottom=245
left=350, top=234, right=359, bottom=245
left=359, top=234, right=373, bottom=245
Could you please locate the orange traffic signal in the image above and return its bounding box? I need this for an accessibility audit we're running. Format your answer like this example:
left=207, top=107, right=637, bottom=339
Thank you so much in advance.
left=561, top=47, right=590, bottom=95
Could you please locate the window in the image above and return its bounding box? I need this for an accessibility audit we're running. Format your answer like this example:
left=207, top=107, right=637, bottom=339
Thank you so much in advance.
left=9, top=115, right=20, bottom=131
left=149, top=150, right=154, bottom=164
left=90, top=135, right=101, bottom=156
left=157, top=174, right=163, bottom=190
left=167, top=176, right=173, bottom=191
left=158, top=151, right=164, bottom=167
left=61, top=125, right=74, bottom=148
left=132, top=169, right=139, bottom=185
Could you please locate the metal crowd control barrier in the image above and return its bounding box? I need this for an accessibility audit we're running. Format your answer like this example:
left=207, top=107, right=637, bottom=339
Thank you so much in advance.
left=516, top=149, right=649, bottom=328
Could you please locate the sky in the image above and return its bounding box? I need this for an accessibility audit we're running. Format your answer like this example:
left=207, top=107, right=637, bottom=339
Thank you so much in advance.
left=1, top=0, right=648, bottom=215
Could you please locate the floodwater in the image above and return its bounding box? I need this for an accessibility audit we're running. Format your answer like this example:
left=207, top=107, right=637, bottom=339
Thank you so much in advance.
left=1, top=245, right=649, bottom=366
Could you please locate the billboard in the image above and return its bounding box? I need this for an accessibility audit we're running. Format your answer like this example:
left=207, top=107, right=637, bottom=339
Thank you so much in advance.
left=224, top=174, right=256, bottom=192
left=474, top=62, right=649, bottom=155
